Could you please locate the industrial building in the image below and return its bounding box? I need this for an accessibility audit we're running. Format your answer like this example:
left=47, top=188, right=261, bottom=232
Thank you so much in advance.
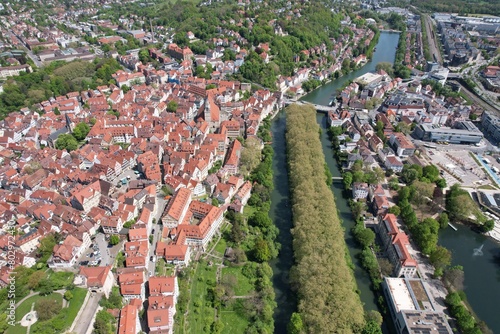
left=412, top=121, right=483, bottom=144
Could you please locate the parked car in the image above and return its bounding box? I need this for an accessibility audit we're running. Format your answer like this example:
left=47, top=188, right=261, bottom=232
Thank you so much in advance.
left=150, top=256, right=156, bottom=262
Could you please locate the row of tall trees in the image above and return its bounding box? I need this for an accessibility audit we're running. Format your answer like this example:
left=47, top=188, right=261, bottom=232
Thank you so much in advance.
left=286, top=104, right=365, bottom=333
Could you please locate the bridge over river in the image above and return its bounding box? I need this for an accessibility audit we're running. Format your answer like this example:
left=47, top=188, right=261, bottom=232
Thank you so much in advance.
left=283, top=99, right=336, bottom=113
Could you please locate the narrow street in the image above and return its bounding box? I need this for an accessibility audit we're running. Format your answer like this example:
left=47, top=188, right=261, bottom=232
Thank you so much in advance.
left=71, top=292, right=102, bottom=334
left=147, top=192, right=168, bottom=275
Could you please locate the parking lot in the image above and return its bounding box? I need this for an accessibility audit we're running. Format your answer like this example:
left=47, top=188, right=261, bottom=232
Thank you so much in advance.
left=79, top=242, right=103, bottom=267
left=424, top=148, right=489, bottom=188
left=78, top=233, right=122, bottom=267
left=110, top=168, right=144, bottom=197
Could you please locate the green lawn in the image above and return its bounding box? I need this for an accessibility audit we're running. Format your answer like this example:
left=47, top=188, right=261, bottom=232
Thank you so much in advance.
left=64, top=288, right=88, bottom=329
left=7, top=293, right=64, bottom=334
left=155, top=258, right=175, bottom=276
left=220, top=299, right=249, bottom=334
left=46, top=270, right=75, bottom=289
left=478, top=184, right=498, bottom=190
left=214, top=237, right=227, bottom=254
left=186, top=261, right=217, bottom=334
left=221, top=266, right=254, bottom=296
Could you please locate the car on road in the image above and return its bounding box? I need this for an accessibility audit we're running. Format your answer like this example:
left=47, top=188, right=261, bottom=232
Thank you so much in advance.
left=150, top=256, right=156, bottom=262
left=152, top=229, right=155, bottom=234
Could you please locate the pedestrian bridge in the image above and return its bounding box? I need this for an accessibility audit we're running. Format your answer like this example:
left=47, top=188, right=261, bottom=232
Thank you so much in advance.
left=331, top=176, right=343, bottom=180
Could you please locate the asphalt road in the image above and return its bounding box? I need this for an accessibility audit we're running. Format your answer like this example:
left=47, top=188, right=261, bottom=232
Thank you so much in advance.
left=8, top=29, right=43, bottom=68
left=147, top=193, right=168, bottom=276
left=72, top=292, right=102, bottom=334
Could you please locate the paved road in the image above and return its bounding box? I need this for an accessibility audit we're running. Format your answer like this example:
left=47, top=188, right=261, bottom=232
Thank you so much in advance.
left=72, top=292, right=102, bottom=334
left=423, top=15, right=442, bottom=64
left=8, top=29, right=43, bottom=68
left=412, top=139, right=491, bottom=154
left=148, top=193, right=168, bottom=276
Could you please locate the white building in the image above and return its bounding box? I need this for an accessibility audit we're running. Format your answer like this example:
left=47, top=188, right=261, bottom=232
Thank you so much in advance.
left=383, top=277, right=453, bottom=334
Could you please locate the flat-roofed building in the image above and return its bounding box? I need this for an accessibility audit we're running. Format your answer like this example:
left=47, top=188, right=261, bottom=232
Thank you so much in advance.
left=412, top=122, right=483, bottom=144
left=482, top=110, right=500, bottom=142
left=383, top=277, right=453, bottom=334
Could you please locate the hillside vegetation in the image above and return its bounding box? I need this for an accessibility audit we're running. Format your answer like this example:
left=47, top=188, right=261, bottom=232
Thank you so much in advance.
left=0, top=58, right=122, bottom=117
left=286, top=104, right=365, bottom=333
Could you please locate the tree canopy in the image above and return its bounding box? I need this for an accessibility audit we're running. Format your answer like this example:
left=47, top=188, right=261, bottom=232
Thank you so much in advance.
left=286, top=103, right=365, bottom=333
left=0, top=58, right=122, bottom=118
left=55, top=133, right=78, bottom=152
left=72, top=122, right=91, bottom=141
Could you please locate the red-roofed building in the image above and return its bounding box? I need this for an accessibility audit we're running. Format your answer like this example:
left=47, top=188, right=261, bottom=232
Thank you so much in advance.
left=223, top=139, right=241, bottom=174
left=385, top=156, right=404, bottom=173
left=129, top=227, right=147, bottom=241
left=378, top=214, right=418, bottom=277
left=161, top=188, right=192, bottom=228
left=49, top=235, right=84, bottom=268
left=120, top=282, right=145, bottom=301
left=118, top=304, right=140, bottom=334
left=389, top=133, right=416, bottom=157
left=167, top=43, right=193, bottom=61
left=155, top=241, right=191, bottom=266
left=147, top=295, right=175, bottom=334
left=372, top=195, right=390, bottom=216
left=79, top=266, right=114, bottom=297
left=101, top=216, right=124, bottom=235
left=149, top=276, right=179, bottom=299
left=124, top=240, right=149, bottom=269
left=233, top=181, right=252, bottom=206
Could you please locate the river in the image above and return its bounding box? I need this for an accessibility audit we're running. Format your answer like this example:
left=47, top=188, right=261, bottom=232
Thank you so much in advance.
left=439, top=224, right=500, bottom=333
left=269, top=31, right=400, bottom=333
